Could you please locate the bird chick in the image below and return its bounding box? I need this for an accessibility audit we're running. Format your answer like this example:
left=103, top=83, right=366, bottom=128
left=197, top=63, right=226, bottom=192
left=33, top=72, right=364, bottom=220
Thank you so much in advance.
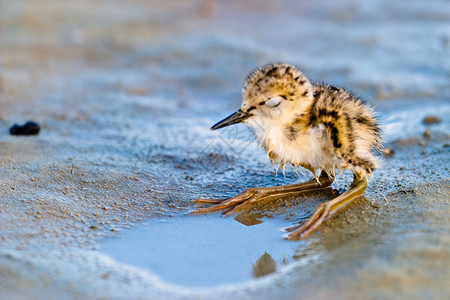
left=194, top=63, right=382, bottom=240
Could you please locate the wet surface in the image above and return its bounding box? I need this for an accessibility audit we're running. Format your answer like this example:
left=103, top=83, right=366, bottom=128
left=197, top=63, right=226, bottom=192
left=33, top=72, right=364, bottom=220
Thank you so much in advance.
left=100, top=215, right=294, bottom=287
left=1, top=0, right=449, bottom=299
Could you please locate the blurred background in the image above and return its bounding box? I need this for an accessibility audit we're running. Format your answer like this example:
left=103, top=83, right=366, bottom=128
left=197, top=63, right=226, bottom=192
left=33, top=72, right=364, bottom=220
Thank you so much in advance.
left=1, top=0, right=449, bottom=148
left=1, top=0, right=449, bottom=299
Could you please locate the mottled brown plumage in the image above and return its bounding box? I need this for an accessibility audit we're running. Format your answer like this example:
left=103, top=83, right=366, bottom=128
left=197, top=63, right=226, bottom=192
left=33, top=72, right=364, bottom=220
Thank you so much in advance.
left=193, top=63, right=382, bottom=240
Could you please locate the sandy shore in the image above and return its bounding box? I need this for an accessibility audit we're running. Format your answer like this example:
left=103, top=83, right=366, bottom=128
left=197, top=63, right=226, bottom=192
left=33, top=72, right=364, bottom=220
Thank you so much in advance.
left=1, top=0, right=449, bottom=299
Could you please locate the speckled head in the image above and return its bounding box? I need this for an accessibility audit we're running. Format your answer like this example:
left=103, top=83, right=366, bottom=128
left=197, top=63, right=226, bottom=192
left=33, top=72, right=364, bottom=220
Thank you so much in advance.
left=211, top=63, right=314, bottom=130
left=243, top=63, right=313, bottom=106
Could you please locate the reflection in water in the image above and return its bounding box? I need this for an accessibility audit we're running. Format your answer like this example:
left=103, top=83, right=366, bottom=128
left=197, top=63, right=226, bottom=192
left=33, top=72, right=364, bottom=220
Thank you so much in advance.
left=234, top=211, right=265, bottom=226
left=100, top=216, right=294, bottom=287
left=252, top=252, right=277, bottom=278
left=252, top=251, right=290, bottom=278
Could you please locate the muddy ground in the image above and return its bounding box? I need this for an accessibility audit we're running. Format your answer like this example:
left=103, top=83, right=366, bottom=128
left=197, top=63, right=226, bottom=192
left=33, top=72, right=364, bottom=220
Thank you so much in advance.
left=1, top=0, right=449, bottom=299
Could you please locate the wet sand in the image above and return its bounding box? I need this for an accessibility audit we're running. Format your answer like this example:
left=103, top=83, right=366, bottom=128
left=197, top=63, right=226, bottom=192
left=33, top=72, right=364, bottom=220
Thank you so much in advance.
left=1, top=0, right=449, bottom=299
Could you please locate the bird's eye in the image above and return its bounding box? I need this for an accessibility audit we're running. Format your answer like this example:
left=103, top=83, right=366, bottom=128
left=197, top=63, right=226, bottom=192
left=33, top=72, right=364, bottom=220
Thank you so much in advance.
left=266, top=97, right=282, bottom=108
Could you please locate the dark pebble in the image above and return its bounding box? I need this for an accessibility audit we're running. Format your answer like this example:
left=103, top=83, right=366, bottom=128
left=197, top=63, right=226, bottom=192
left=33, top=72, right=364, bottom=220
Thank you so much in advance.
left=423, top=115, right=441, bottom=125
left=382, top=147, right=395, bottom=158
left=9, top=121, right=40, bottom=136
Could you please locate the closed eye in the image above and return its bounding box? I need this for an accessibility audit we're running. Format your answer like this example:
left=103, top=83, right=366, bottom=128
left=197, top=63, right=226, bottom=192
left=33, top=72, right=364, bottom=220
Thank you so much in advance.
left=246, top=106, right=256, bottom=112
left=265, top=97, right=282, bottom=108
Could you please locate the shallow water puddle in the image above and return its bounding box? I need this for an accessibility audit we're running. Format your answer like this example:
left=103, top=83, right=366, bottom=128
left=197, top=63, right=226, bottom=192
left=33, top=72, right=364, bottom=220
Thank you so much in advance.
left=99, top=215, right=295, bottom=287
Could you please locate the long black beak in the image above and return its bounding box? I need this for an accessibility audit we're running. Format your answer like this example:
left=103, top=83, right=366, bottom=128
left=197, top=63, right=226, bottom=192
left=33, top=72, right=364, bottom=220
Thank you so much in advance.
left=211, top=109, right=251, bottom=130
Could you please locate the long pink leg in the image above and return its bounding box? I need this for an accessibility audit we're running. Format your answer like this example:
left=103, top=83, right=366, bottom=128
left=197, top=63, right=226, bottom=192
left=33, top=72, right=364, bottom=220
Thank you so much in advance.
left=286, top=176, right=368, bottom=240
left=192, top=172, right=333, bottom=216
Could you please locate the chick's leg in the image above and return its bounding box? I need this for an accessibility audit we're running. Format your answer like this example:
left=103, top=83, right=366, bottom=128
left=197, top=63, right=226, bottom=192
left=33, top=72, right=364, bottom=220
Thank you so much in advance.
left=286, top=175, right=368, bottom=240
left=192, top=172, right=333, bottom=217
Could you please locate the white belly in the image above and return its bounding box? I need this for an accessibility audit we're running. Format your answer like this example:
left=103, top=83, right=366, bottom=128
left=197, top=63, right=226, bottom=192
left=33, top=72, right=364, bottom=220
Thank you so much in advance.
left=258, top=123, right=341, bottom=172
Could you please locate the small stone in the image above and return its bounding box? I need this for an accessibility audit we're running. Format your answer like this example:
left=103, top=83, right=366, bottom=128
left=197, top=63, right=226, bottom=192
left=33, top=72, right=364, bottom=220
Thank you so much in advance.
left=422, top=115, right=441, bottom=125
left=382, top=147, right=395, bottom=158
left=9, top=121, right=40, bottom=136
